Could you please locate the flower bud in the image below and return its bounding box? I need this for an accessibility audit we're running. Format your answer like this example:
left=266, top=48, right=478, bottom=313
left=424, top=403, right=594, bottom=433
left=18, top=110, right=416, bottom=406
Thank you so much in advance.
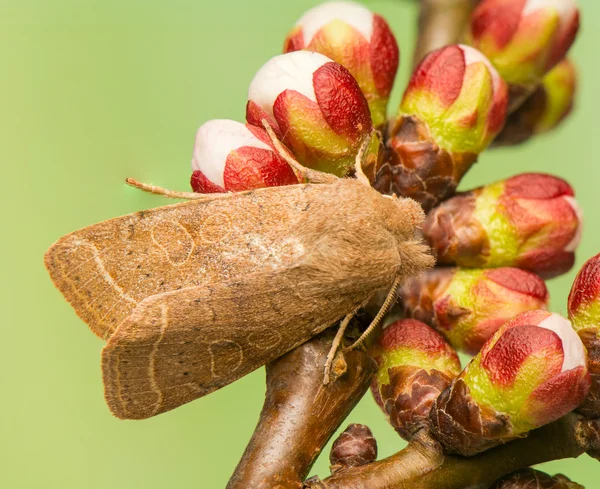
left=376, top=45, right=507, bottom=210
left=493, top=469, right=583, bottom=489
left=284, top=1, right=399, bottom=127
left=369, top=319, right=461, bottom=440
left=430, top=310, right=590, bottom=456
left=466, top=0, right=580, bottom=92
left=329, top=424, right=377, bottom=474
left=423, top=173, right=583, bottom=279
left=189, top=119, right=299, bottom=193
left=401, top=267, right=549, bottom=355
left=568, top=253, right=600, bottom=418
left=246, top=51, right=380, bottom=178
left=494, top=59, right=577, bottom=146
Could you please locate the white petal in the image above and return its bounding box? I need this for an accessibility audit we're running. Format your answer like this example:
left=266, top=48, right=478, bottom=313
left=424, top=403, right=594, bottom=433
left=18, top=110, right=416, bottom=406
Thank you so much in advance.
left=296, top=1, right=374, bottom=45
left=191, top=119, right=270, bottom=187
left=248, top=51, right=333, bottom=121
left=538, top=313, right=586, bottom=372
left=564, top=196, right=583, bottom=252
left=459, top=44, right=503, bottom=94
left=523, top=0, right=578, bottom=22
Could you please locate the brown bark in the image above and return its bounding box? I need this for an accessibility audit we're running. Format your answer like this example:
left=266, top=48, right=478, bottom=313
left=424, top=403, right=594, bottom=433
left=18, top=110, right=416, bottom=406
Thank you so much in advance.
left=413, top=0, right=480, bottom=69
left=227, top=330, right=376, bottom=489
left=306, top=415, right=599, bottom=489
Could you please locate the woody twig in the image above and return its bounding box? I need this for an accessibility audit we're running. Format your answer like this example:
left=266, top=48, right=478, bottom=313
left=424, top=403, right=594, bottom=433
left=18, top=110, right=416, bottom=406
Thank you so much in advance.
left=412, top=0, right=479, bottom=68
left=227, top=330, right=376, bottom=489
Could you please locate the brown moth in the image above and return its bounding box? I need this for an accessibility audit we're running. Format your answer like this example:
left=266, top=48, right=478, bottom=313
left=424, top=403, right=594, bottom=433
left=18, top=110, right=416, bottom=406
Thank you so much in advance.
left=45, top=130, right=433, bottom=420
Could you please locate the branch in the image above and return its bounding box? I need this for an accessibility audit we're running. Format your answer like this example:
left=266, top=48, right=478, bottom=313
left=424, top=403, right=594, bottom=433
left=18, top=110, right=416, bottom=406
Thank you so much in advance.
left=227, top=330, right=376, bottom=489
left=413, top=0, right=480, bottom=68
left=306, top=415, right=600, bottom=489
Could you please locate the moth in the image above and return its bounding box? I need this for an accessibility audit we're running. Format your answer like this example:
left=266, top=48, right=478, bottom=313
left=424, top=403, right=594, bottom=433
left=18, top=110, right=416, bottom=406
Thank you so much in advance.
left=44, top=125, right=433, bottom=420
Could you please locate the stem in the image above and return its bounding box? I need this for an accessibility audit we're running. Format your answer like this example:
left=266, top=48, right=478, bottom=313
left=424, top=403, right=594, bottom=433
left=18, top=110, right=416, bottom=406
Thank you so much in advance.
left=227, top=330, right=376, bottom=489
left=413, top=0, right=480, bottom=69
left=308, top=414, right=597, bottom=489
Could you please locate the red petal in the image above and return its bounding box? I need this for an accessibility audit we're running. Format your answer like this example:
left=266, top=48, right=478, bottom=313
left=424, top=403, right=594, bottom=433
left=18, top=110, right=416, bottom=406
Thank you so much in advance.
left=370, top=14, right=399, bottom=98
left=568, top=253, right=600, bottom=316
left=190, top=170, right=226, bottom=193
left=283, top=26, right=305, bottom=53
left=481, top=325, right=562, bottom=386
left=223, top=147, right=298, bottom=191
left=380, top=319, right=455, bottom=358
left=406, top=45, right=465, bottom=108
left=246, top=100, right=283, bottom=139
left=504, top=173, right=574, bottom=199
left=546, top=10, right=580, bottom=72
left=484, top=268, right=548, bottom=302
left=517, top=249, right=575, bottom=279
left=526, top=366, right=590, bottom=426
left=470, top=0, right=526, bottom=49
left=313, top=61, right=372, bottom=141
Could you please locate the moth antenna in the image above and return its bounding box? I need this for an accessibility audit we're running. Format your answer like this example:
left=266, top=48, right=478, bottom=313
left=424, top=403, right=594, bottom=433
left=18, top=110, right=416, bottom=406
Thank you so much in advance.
left=353, top=133, right=372, bottom=187
left=323, top=308, right=358, bottom=385
left=344, top=276, right=402, bottom=352
left=261, top=119, right=338, bottom=185
left=125, top=178, right=229, bottom=200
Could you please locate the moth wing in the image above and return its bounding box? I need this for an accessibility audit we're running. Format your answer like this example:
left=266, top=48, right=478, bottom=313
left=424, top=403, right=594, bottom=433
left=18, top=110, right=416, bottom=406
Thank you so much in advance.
left=44, top=185, right=312, bottom=339
left=102, top=266, right=366, bottom=420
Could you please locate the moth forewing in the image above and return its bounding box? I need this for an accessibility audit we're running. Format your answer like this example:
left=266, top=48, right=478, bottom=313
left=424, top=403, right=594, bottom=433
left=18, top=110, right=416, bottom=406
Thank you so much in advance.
left=45, top=179, right=433, bottom=418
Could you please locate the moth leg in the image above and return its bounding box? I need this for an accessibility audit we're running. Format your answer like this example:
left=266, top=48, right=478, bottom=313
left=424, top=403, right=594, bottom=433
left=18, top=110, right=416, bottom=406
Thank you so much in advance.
left=323, top=309, right=357, bottom=385
left=261, top=119, right=339, bottom=185
left=344, top=276, right=403, bottom=352
left=125, top=178, right=230, bottom=200
left=353, top=133, right=373, bottom=187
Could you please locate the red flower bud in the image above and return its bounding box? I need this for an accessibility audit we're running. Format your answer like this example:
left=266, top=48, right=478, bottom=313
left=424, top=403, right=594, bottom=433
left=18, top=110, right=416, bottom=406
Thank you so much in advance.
left=284, top=1, right=399, bottom=127
left=401, top=267, right=549, bottom=354
left=246, top=51, right=380, bottom=178
left=467, top=0, right=580, bottom=88
left=430, top=311, right=590, bottom=456
left=423, top=173, right=583, bottom=279
left=370, top=319, right=461, bottom=439
left=375, top=45, right=508, bottom=210
left=189, top=119, right=298, bottom=193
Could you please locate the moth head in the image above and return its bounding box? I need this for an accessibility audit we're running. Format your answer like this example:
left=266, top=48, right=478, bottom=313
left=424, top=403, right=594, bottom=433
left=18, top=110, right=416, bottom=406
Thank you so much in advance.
left=379, top=193, right=435, bottom=277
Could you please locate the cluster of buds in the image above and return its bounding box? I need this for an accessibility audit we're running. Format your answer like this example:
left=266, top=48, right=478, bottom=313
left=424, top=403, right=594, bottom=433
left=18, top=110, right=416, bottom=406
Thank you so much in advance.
left=401, top=267, right=549, bottom=354
left=493, top=469, right=583, bottom=489
left=375, top=44, right=508, bottom=210
left=568, top=253, right=600, bottom=418
left=495, top=59, right=577, bottom=146
left=284, top=1, right=399, bottom=128
left=190, top=119, right=298, bottom=192
left=329, top=424, right=378, bottom=474
left=429, top=310, right=590, bottom=456
left=422, top=173, right=583, bottom=279
left=466, top=0, right=580, bottom=109
left=246, top=51, right=381, bottom=179
left=369, top=319, right=462, bottom=439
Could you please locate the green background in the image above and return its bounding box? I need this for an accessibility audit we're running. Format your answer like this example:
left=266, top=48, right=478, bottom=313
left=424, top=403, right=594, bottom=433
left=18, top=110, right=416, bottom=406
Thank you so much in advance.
left=2, top=0, right=599, bottom=487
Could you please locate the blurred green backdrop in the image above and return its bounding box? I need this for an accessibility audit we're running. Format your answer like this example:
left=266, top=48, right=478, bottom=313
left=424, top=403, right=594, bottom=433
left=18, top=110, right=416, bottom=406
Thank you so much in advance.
left=2, top=0, right=599, bottom=487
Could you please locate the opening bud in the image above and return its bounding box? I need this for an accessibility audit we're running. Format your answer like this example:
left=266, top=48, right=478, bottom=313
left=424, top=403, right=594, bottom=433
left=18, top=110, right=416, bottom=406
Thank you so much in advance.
left=369, top=319, right=461, bottom=440
left=401, top=267, right=549, bottom=354
left=466, top=0, right=579, bottom=105
left=190, top=119, right=298, bottom=193
left=430, top=310, right=590, bottom=456
left=375, top=44, right=507, bottom=210
left=246, top=51, right=381, bottom=178
left=423, top=173, right=583, bottom=279
left=284, top=1, right=399, bottom=127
